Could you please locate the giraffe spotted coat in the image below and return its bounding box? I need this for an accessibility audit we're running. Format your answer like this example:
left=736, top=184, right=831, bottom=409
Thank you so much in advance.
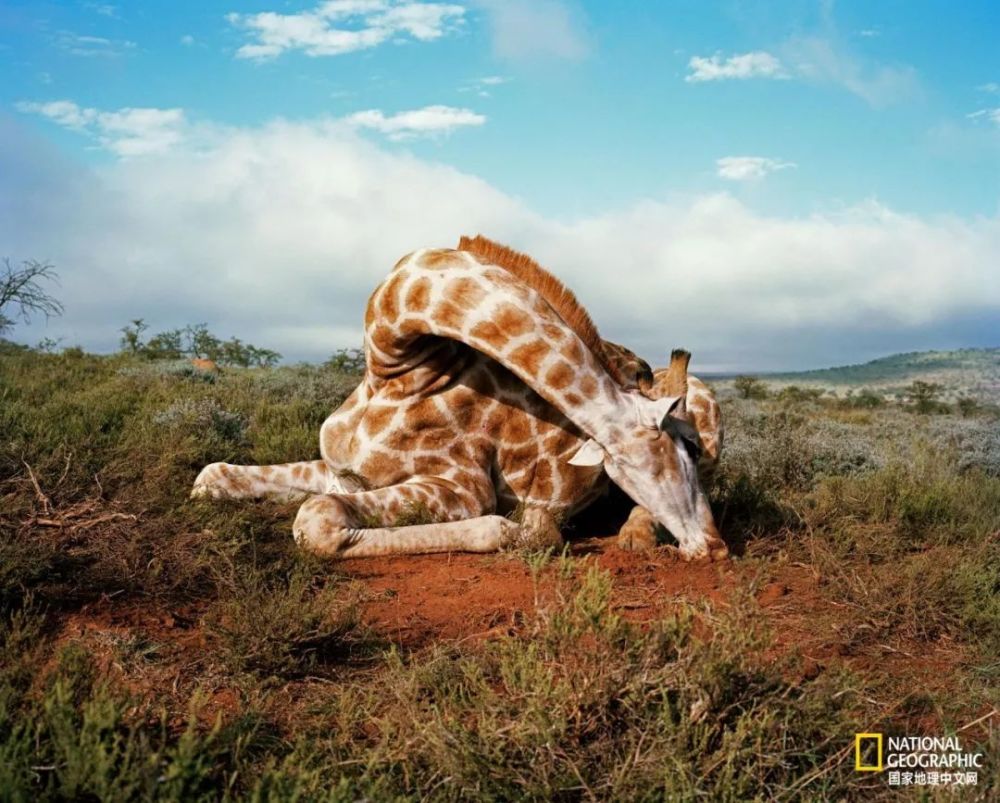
left=193, top=243, right=726, bottom=560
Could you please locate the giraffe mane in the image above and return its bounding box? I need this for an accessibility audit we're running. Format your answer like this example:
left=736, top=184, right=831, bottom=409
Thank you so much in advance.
left=457, top=234, right=605, bottom=362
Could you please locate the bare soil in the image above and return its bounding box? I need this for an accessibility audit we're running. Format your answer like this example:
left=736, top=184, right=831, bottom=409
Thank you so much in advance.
left=42, top=499, right=971, bottom=734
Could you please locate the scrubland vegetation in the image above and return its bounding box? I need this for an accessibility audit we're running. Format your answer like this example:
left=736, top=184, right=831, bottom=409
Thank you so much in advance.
left=2, top=340, right=999, bottom=800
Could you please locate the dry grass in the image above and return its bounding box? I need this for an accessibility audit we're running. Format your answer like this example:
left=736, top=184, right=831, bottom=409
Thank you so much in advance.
left=2, top=342, right=999, bottom=799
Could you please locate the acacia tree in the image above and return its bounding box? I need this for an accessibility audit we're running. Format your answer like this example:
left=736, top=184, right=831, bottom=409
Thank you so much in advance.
left=733, top=375, right=769, bottom=400
left=0, top=259, right=64, bottom=334
left=905, top=380, right=945, bottom=414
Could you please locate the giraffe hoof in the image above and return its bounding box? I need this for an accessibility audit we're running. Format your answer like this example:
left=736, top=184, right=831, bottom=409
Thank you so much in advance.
left=616, top=522, right=658, bottom=552
left=683, top=541, right=730, bottom=563
left=616, top=506, right=659, bottom=552
left=710, top=545, right=730, bottom=562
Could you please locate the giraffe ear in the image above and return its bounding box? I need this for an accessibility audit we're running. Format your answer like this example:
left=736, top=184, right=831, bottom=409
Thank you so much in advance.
left=568, top=439, right=606, bottom=467
left=653, top=395, right=684, bottom=429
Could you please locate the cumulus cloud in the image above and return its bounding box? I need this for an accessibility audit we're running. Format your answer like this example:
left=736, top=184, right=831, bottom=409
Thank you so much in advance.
left=227, top=0, right=464, bottom=60
left=16, top=100, right=186, bottom=157
left=685, top=51, right=785, bottom=82
left=3, top=117, right=998, bottom=371
left=474, top=0, right=589, bottom=61
left=346, top=105, right=485, bottom=139
left=716, top=156, right=796, bottom=181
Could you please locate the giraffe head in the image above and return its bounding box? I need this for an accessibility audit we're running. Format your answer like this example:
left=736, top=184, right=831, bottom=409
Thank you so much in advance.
left=569, top=386, right=722, bottom=559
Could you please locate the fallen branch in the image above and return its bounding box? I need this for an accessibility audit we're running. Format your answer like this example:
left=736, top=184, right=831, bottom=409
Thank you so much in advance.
left=22, top=460, right=52, bottom=516
left=34, top=512, right=138, bottom=531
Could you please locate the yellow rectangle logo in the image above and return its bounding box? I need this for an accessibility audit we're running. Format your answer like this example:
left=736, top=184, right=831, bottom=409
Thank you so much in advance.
left=855, top=733, right=883, bottom=772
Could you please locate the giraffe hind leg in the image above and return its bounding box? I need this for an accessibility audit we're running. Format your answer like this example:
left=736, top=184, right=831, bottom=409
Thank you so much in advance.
left=292, top=475, right=519, bottom=558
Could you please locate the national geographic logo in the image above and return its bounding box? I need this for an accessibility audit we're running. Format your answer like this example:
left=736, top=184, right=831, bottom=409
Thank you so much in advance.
left=855, top=733, right=883, bottom=772
left=854, top=733, right=985, bottom=788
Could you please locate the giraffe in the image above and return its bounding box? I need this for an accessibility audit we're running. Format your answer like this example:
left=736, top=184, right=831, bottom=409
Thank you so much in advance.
left=192, top=241, right=728, bottom=561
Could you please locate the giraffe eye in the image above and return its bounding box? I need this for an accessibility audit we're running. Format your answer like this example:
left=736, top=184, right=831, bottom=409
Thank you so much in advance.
left=681, top=437, right=702, bottom=462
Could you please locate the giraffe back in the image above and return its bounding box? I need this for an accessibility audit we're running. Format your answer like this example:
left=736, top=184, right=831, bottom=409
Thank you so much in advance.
left=458, top=235, right=653, bottom=393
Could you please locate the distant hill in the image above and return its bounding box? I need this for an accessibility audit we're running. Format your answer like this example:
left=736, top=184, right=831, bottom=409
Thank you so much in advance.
left=725, top=348, right=1000, bottom=401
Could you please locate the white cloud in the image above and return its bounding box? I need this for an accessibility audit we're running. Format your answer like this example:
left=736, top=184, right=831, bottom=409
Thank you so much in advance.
left=4, top=116, right=998, bottom=370
left=858, top=28, right=879, bottom=38
left=474, top=0, right=589, bottom=61
left=716, top=156, right=796, bottom=181
left=978, top=82, right=1000, bottom=94
left=54, top=30, right=135, bottom=57
left=17, top=100, right=186, bottom=157
left=687, top=39, right=917, bottom=108
left=180, top=34, right=196, bottom=46
left=967, top=108, right=1000, bottom=127
left=458, top=75, right=509, bottom=97
left=227, top=1, right=464, bottom=60
left=85, top=3, right=118, bottom=17
left=346, top=105, right=485, bottom=139
left=685, top=51, right=785, bottom=82
left=781, top=35, right=918, bottom=108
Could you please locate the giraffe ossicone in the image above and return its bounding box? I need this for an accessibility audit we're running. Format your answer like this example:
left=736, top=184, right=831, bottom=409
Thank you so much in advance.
left=192, top=240, right=728, bottom=561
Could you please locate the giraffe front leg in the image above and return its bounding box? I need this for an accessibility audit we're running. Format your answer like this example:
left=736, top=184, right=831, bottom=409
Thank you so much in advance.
left=191, top=459, right=335, bottom=501
left=292, top=475, right=520, bottom=558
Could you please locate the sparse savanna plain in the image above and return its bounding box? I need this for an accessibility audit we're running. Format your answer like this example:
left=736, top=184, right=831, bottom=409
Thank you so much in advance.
left=3, top=0, right=999, bottom=796
left=2, top=341, right=998, bottom=800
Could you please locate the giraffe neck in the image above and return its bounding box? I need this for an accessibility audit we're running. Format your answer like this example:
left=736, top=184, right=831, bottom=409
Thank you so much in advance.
left=364, top=249, right=636, bottom=446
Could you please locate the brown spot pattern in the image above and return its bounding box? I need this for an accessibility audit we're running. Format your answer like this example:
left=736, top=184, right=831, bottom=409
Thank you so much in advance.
left=404, top=277, right=431, bottom=311
left=363, top=405, right=395, bottom=436
left=494, top=304, right=533, bottom=338
left=433, top=301, right=466, bottom=333
left=579, top=375, right=598, bottom=399
left=545, top=361, right=575, bottom=391
left=379, top=274, right=404, bottom=322
left=446, top=277, right=487, bottom=309
left=469, top=321, right=509, bottom=350
left=421, top=249, right=459, bottom=269
left=509, top=340, right=549, bottom=377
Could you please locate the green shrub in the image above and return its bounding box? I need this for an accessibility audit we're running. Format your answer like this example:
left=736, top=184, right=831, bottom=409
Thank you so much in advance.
left=844, top=388, right=885, bottom=409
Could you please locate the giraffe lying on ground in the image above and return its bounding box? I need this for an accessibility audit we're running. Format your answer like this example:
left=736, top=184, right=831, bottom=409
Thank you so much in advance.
left=192, top=240, right=728, bottom=560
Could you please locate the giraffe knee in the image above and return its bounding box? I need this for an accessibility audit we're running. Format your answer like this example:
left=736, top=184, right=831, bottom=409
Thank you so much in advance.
left=513, top=507, right=564, bottom=551
left=293, top=495, right=353, bottom=555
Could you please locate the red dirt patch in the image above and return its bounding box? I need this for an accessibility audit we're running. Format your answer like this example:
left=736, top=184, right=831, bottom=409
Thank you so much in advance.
left=341, top=531, right=970, bottom=731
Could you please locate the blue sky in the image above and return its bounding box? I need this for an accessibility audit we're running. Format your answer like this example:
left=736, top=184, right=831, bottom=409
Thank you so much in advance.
left=1, top=1, right=998, bottom=369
